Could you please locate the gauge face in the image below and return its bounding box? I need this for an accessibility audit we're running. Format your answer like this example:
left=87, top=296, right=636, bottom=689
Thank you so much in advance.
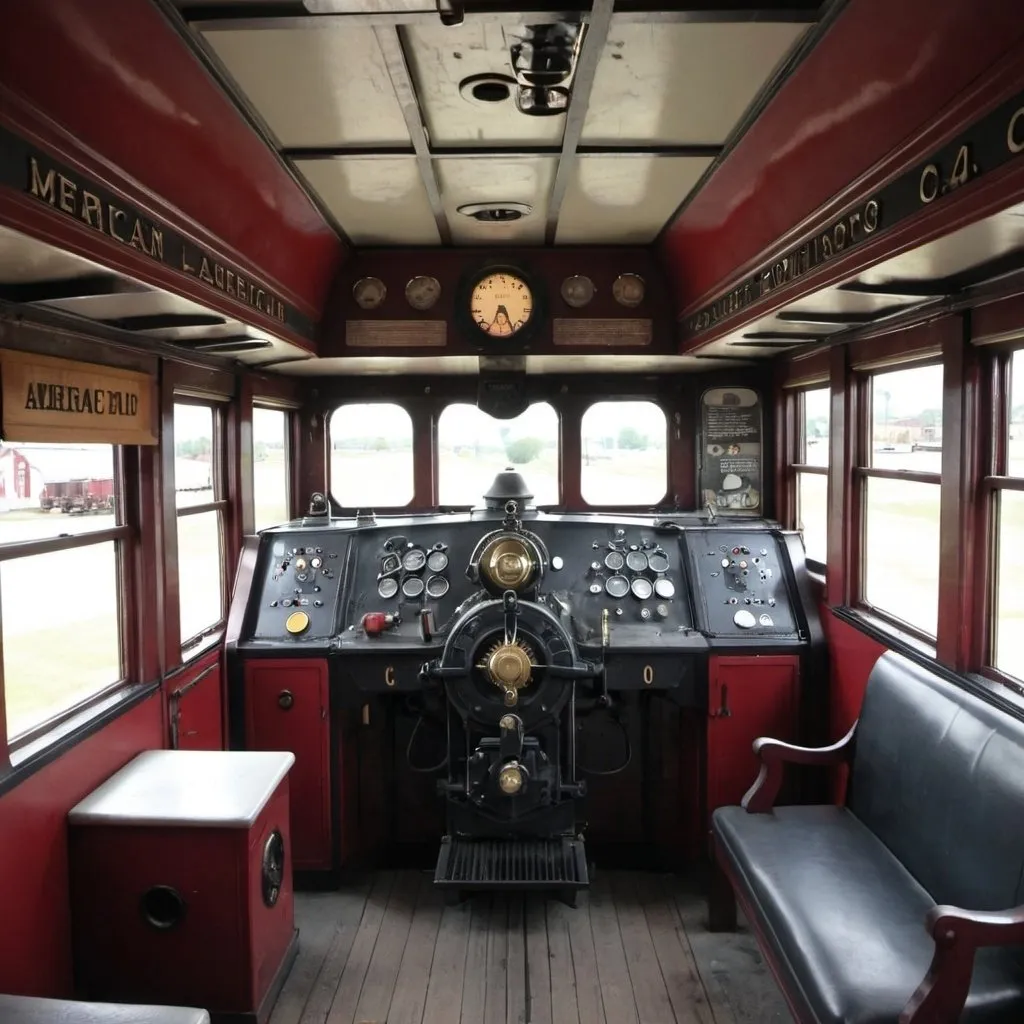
left=402, top=577, right=425, bottom=598
left=381, top=553, right=400, bottom=574
left=405, top=275, right=441, bottom=310
left=378, top=577, right=399, bottom=599
left=470, top=271, right=533, bottom=338
left=654, top=577, right=675, bottom=599
left=402, top=549, right=426, bottom=572
left=606, top=575, right=630, bottom=599
left=353, top=276, right=387, bottom=309
left=648, top=552, right=670, bottom=574
left=604, top=550, right=625, bottom=571
left=561, top=274, right=595, bottom=308
left=631, top=577, right=654, bottom=600
left=626, top=550, right=648, bottom=573
left=426, top=575, right=450, bottom=598
left=427, top=549, right=449, bottom=573
left=612, top=273, right=645, bottom=307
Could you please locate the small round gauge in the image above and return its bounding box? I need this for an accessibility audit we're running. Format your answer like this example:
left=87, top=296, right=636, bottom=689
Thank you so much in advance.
left=606, top=575, right=630, bottom=599
left=378, top=577, right=399, bottom=599
left=654, top=578, right=675, bottom=599
left=648, top=552, right=670, bottom=574
left=560, top=274, right=595, bottom=308
left=353, top=276, right=387, bottom=309
left=381, top=553, right=400, bottom=574
left=406, top=275, right=441, bottom=311
left=403, top=549, right=426, bottom=572
left=626, top=550, right=648, bottom=573
left=612, top=273, right=645, bottom=307
left=402, top=577, right=425, bottom=598
left=427, top=549, right=449, bottom=573
left=631, top=577, right=654, bottom=600
left=426, top=575, right=450, bottom=598
left=604, top=550, right=625, bottom=571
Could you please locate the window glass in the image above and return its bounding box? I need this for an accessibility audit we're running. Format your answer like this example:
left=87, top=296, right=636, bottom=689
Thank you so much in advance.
left=1010, top=350, right=1024, bottom=478
left=3, top=540, right=122, bottom=739
left=438, top=403, right=558, bottom=506
left=581, top=401, right=667, bottom=505
left=870, top=364, right=943, bottom=472
left=330, top=403, right=414, bottom=508
left=797, top=473, right=828, bottom=565
left=995, top=490, right=1024, bottom=681
left=863, top=477, right=940, bottom=636
left=177, top=509, right=224, bottom=643
left=175, top=404, right=216, bottom=508
left=253, top=407, right=289, bottom=531
left=0, top=442, right=117, bottom=543
left=801, top=387, right=830, bottom=467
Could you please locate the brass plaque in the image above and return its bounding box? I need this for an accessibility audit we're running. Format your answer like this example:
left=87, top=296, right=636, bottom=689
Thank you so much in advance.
left=346, top=321, right=446, bottom=348
left=552, top=319, right=652, bottom=347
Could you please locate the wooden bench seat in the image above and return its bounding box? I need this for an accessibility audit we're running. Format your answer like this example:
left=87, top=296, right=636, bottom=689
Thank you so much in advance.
left=710, top=650, right=1024, bottom=1024
left=0, top=995, right=209, bottom=1023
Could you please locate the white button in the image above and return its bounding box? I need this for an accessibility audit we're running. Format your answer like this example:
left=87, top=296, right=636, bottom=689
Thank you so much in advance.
left=759, top=613, right=774, bottom=626
left=733, top=609, right=756, bottom=629
left=552, top=556, right=564, bottom=570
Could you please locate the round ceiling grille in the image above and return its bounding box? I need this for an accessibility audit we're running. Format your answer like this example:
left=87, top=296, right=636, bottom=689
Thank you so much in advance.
left=456, top=202, right=533, bottom=222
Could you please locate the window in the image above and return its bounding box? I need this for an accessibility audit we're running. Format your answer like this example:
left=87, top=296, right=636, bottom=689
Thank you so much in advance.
left=793, top=387, right=829, bottom=567
left=438, top=403, right=558, bottom=506
left=253, top=407, right=290, bottom=531
left=330, top=403, right=414, bottom=508
left=993, top=349, right=1024, bottom=680
left=0, top=442, right=125, bottom=741
left=175, top=403, right=225, bottom=652
left=581, top=401, right=667, bottom=506
left=859, top=363, right=943, bottom=638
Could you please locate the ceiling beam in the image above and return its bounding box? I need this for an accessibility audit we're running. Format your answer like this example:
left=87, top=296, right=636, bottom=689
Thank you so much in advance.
left=283, top=143, right=724, bottom=160
left=0, top=275, right=149, bottom=304
left=544, top=0, right=616, bottom=245
left=775, top=309, right=906, bottom=325
left=837, top=280, right=948, bottom=298
left=98, top=314, right=227, bottom=331
left=373, top=25, right=452, bottom=245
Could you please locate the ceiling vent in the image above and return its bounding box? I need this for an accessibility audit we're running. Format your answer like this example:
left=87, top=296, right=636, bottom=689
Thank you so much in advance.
left=459, top=74, right=515, bottom=106
left=456, top=202, right=533, bottom=223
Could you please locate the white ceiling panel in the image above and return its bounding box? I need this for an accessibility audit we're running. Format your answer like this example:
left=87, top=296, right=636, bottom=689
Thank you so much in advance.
left=556, top=155, right=711, bottom=245
left=275, top=356, right=481, bottom=376
left=0, top=224, right=105, bottom=284
left=437, top=158, right=556, bottom=245
left=784, top=286, right=930, bottom=315
left=582, top=22, right=807, bottom=145
left=296, top=158, right=440, bottom=245
left=405, top=23, right=567, bottom=147
left=201, top=26, right=410, bottom=147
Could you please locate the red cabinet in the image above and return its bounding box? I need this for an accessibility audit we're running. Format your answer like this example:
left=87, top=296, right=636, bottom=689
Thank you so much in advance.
left=244, top=659, right=332, bottom=871
left=707, top=655, right=800, bottom=819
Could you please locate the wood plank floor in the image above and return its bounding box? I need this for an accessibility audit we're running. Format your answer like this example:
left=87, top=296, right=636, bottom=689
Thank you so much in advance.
left=270, top=871, right=791, bottom=1024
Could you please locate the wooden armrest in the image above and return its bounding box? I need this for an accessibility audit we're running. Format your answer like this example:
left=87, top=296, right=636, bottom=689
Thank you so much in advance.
left=900, top=903, right=1024, bottom=1022
left=741, top=722, right=857, bottom=813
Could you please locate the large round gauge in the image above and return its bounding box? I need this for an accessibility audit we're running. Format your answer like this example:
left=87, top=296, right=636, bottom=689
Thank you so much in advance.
left=426, top=575, right=450, bottom=599
left=626, top=550, right=648, bottom=573
left=378, top=577, right=399, bottom=599
left=469, top=270, right=534, bottom=338
left=402, top=549, right=426, bottom=572
left=479, top=535, right=537, bottom=591
left=612, top=273, right=645, bottom=308
left=427, top=549, right=449, bottom=573
left=604, top=550, right=625, bottom=571
left=402, top=577, right=425, bottom=598
left=353, top=276, right=387, bottom=309
left=648, top=552, right=670, bottom=574
left=405, top=275, right=441, bottom=310
left=561, top=275, right=595, bottom=308
left=606, top=575, right=630, bottom=599
left=631, top=577, right=654, bottom=600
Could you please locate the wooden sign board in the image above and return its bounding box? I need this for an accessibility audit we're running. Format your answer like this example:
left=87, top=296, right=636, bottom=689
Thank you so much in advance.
left=0, top=349, right=157, bottom=445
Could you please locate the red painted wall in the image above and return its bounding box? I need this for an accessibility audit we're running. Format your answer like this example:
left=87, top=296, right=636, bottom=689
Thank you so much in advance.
left=660, top=0, right=1024, bottom=318
left=168, top=650, right=225, bottom=751
left=0, top=0, right=344, bottom=317
left=821, top=610, right=887, bottom=742
left=0, top=693, right=163, bottom=997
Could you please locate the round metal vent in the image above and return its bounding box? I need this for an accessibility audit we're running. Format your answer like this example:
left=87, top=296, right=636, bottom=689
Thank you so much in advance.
left=456, top=202, right=533, bottom=222
left=459, top=74, right=515, bottom=105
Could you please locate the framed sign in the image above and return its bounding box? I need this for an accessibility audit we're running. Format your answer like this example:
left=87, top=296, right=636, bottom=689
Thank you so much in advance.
left=0, top=349, right=157, bottom=445
left=699, top=387, right=762, bottom=515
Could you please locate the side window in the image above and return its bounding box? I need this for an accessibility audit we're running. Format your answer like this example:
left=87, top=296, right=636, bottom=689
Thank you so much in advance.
left=330, top=403, right=414, bottom=508
left=580, top=401, right=667, bottom=505
left=795, top=387, right=829, bottom=567
left=253, top=406, right=290, bottom=531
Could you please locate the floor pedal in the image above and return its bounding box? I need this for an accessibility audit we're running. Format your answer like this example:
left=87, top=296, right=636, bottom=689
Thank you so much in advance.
left=434, top=836, right=589, bottom=893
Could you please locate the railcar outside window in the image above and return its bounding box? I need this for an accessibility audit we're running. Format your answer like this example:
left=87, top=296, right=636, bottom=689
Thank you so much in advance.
left=330, top=403, right=414, bottom=509
left=252, top=406, right=290, bottom=531
left=992, top=349, right=1024, bottom=681
left=793, top=386, right=829, bottom=569
left=437, top=402, right=558, bottom=506
left=0, top=441, right=125, bottom=742
left=175, top=402, right=226, bottom=654
left=858, top=363, right=943, bottom=638
left=580, top=401, right=667, bottom=506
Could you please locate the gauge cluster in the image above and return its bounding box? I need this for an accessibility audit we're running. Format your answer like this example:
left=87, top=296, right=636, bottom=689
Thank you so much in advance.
left=377, top=540, right=452, bottom=602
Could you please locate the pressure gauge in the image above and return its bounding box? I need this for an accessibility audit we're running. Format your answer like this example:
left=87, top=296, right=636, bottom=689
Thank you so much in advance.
left=353, top=276, right=387, bottom=309
left=560, top=274, right=595, bottom=308
left=402, top=549, right=426, bottom=572
left=405, top=275, right=441, bottom=310
left=427, top=549, right=449, bottom=572
left=378, top=577, right=399, bottom=599
left=612, top=273, right=645, bottom=307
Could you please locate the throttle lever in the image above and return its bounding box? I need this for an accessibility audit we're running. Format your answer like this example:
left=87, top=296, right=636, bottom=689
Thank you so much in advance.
left=503, top=589, right=519, bottom=645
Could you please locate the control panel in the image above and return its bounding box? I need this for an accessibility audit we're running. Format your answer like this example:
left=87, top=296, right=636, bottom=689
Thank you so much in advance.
left=683, top=529, right=799, bottom=640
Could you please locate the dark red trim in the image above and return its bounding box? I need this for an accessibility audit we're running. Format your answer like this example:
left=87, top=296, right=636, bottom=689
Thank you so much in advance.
left=972, top=294, right=1024, bottom=346
left=779, top=349, right=830, bottom=388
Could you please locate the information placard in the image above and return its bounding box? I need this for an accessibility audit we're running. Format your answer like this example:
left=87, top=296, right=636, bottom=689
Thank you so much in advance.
left=699, top=387, right=762, bottom=514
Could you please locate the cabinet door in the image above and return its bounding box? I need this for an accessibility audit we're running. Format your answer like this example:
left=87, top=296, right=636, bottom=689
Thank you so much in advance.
left=245, top=659, right=331, bottom=870
left=707, top=655, right=799, bottom=818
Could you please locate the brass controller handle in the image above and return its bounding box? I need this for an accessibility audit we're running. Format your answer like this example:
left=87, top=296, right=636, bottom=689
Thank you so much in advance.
left=278, top=690, right=294, bottom=710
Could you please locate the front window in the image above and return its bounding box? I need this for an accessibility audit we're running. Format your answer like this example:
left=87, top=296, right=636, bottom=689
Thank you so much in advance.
left=330, top=403, right=414, bottom=508
left=581, top=401, right=667, bottom=506
left=438, top=403, right=559, bottom=505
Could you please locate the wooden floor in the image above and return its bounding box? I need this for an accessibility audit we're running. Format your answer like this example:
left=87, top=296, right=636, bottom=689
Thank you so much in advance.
left=269, top=871, right=792, bottom=1024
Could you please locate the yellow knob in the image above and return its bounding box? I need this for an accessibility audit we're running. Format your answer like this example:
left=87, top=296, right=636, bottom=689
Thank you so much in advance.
left=285, top=611, right=310, bottom=635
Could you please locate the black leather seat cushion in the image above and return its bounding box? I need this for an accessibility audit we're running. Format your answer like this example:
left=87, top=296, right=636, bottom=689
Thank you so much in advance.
left=0, top=996, right=209, bottom=1024
left=714, top=804, right=1024, bottom=1024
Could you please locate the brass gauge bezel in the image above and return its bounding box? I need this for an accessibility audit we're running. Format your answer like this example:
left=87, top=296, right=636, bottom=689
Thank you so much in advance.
left=612, top=273, right=645, bottom=307
left=405, top=275, right=441, bottom=310
left=352, top=276, right=387, bottom=309
left=560, top=274, right=595, bottom=308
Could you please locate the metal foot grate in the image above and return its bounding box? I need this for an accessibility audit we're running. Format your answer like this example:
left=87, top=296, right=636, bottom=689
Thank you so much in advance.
left=434, top=836, right=589, bottom=892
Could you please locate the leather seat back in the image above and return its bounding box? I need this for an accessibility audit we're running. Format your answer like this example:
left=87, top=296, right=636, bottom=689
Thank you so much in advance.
left=848, top=651, right=1024, bottom=911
